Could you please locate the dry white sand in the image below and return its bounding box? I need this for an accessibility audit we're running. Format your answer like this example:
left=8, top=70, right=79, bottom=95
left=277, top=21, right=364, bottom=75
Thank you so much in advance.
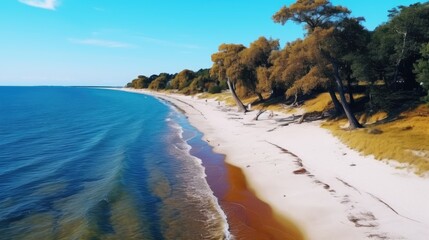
left=122, top=88, right=429, bottom=240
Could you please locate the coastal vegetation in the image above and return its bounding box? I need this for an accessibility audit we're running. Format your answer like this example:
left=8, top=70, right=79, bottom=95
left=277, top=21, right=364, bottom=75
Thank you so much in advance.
left=126, top=1, right=429, bottom=172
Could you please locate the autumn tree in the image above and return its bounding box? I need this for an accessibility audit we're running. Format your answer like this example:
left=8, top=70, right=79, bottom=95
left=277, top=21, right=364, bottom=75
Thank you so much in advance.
left=273, top=0, right=362, bottom=128
left=270, top=31, right=339, bottom=108
left=127, top=78, right=142, bottom=89
left=239, top=37, right=280, bottom=101
left=126, top=75, right=152, bottom=89
left=211, top=44, right=247, bottom=112
left=273, top=0, right=350, bottom=32
left=268, top=43, right=295, bottom=99
left=148, top=73, right=173, bottom=90
left=169, top=69, right=195, bottom=91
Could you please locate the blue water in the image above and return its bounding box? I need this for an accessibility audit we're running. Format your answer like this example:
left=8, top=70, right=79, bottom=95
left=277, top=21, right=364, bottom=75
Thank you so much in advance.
left=0, top=87, right=229, bottom=239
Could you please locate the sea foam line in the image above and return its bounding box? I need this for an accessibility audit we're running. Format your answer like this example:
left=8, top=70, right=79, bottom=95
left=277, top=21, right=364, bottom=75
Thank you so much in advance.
left=166, top=108, right=233, bottom=240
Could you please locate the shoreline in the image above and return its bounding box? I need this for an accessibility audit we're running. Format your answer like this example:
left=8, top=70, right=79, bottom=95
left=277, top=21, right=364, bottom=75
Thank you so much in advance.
left=156, top=91, right=303, bottom=239
left=123, top=88, right=429, bottom=240
left=185, top=123, right=302, bottom=239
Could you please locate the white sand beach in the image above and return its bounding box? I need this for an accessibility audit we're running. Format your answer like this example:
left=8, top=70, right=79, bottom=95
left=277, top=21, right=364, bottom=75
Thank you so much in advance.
left=123, top=88, right=429, bottom=240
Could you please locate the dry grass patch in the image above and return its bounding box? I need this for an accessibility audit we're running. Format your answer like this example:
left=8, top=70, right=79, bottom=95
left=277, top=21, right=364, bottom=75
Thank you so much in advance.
left=303, top=92, right=366, bottom=113
left=359, top=112, right=388, bottom=125
left=303, top=92, right=334, bottom=112
left=197, top=92, right=236, bottom=106
left=323, top=105, right=429, bottom=174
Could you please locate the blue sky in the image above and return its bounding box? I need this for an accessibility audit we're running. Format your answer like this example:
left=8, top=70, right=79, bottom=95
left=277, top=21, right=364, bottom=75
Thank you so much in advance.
left=0, top=0, right=423, bottom=86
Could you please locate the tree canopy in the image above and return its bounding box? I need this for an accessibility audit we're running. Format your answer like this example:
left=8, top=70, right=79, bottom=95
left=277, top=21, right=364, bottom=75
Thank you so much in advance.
left=272, top=0, right=350, bottom=31
left=369, top=3, right=429, bottom=90
left=126, top=0, right=429, bottom=115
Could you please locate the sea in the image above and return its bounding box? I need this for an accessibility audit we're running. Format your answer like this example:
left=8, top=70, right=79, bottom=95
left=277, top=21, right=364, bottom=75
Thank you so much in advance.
left=0, top=87, right=231, bottom=239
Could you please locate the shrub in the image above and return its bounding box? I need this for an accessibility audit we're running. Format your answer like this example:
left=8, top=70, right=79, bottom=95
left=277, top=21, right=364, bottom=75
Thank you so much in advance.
left=208, top=85, right=222, bottom=94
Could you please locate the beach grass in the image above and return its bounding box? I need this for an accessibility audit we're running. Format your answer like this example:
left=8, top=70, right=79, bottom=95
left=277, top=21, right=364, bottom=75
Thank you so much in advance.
left=303, top=92, right=366, bottom=113
left=277, top=92, right=429, bottom=174
left=303, top=92, right=334, bottom=112
left=323, top=104, right=429, bottom=174
left=200, top=91, right=429, bottom=174
left=198, top=92, right=236, bottom=106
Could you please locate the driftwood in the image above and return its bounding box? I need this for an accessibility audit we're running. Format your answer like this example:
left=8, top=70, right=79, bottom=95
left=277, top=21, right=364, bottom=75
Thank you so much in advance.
left=253, top=109, right=267, bottom=121
left=276, top=112, right=326, bottom=125
left=298, top=113, right=306, bottom=124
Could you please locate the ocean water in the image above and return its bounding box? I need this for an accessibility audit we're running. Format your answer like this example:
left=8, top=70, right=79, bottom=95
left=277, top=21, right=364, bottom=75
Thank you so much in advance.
left=0, top=87, right=230, bottom=239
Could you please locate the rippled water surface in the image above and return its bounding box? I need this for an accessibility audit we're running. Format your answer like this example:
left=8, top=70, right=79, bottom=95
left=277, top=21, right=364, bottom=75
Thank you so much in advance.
left=0, top=87, right=229, bottom=239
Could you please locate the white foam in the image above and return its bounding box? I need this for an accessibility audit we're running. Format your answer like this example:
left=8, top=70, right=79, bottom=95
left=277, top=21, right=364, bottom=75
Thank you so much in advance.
left=165, top=114, right=233, bottom=239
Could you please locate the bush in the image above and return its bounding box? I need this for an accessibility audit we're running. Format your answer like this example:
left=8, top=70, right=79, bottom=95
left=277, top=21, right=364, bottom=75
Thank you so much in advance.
left=208, top=85, right=222, bottom=94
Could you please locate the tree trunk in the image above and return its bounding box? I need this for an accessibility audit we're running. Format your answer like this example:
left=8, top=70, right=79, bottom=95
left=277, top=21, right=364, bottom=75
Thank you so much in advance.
left=332, top=63, right=362, bottom=129
left=256, top=92, right=264, bottom=102
left=328, top=87, right=343, bottom=114
left=392, top=31, right=407, bottom=85
left=253, top=109, right=267, bottom=121
left=227, top=78, right=247, bottom=112
left=320, top=49, right=362, bottom=129
left=346, top=73, right=355, bottom=106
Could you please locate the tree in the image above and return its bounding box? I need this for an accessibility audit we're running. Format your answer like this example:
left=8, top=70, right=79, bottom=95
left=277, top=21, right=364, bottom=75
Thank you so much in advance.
left=188, top=68, right=222, bottom=94
left=136, top=75, right=153, bottom=88
left=270, top=37, right=328, bottom=102
left=273, top=0, right=350, bottom=32
left=268, top=43, right=296, bottom=99
left=148, top=73, right=173, bottom=90
left=369, top=3, right=429, bottom=90
left=414, top=42, right=429, bottom=101
left=126, top=75, right=150, bottom=89
left=239, top=37, right=280, bottom=101
left=211, top=44, right=248, bottom=112
left=273, top=0, right=362, bottom=128
left=170, top=69, right=195, bottom=90
left=330, top=17, right=371, bottom=105
left=130, top=78, right=144, bottom=89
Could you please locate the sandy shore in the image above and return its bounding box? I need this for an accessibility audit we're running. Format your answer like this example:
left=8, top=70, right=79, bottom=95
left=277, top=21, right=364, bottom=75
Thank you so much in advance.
left=122, top=88, right=429, bottom=240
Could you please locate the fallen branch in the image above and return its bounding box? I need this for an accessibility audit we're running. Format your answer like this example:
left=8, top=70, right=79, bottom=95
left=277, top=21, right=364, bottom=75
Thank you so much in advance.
left=253, top=109, right=267, bottom=121
left=276, top=112, right=325, bottom=125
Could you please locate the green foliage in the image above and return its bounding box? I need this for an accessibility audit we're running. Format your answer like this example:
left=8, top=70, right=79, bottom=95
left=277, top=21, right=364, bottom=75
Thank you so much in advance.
left=414, top=42, right=429, bottom=101
left=331, top=17, right=371, bottom=82
left=369, top=2, right=429, bottom=90
left=148, top=73, right=173, bottom=90
left=126, top=75, right=148, bottom=89
left=208, top=85, right=222, bottom=94
left=187, top=68, right=221, bottom=94
left=367, top=86, right=399, bottom=112
left=126, top=68, right=223, bottom=94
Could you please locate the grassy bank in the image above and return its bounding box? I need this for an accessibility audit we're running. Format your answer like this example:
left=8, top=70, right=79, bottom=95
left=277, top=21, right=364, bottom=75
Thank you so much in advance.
left=197, top=91, right=429, bottom=174
left=323, top=105, right=429, bottom=174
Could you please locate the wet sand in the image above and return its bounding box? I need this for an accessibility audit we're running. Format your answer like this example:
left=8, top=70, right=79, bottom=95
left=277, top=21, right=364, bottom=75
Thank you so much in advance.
left=191, top=140, right=303, bottom=239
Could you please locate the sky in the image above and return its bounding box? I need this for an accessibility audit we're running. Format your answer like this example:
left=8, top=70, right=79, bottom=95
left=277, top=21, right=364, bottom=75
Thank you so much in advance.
left=0, top=0, right=423, bottom=86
